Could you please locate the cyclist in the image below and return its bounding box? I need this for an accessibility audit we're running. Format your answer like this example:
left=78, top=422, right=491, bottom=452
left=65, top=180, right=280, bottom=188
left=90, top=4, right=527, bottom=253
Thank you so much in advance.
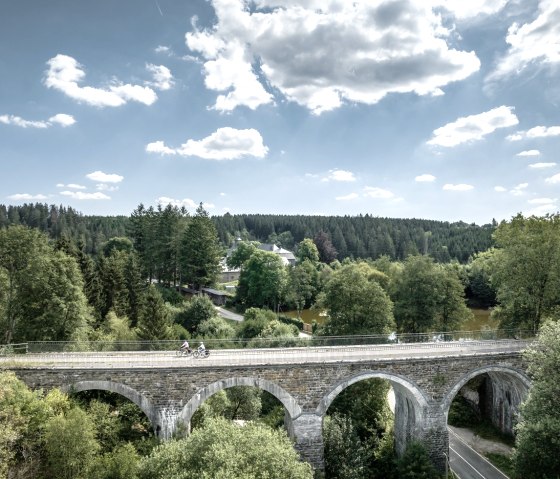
left=180, top=340, right=191, bottom=353
left=198, top=341, right=206, bottom=352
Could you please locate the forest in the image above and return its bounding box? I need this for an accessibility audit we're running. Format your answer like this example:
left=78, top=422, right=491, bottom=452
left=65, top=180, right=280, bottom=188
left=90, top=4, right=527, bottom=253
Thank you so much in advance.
left=1, top=202, right=560, bottom=479
left=0, top=203, right=494, bottom=262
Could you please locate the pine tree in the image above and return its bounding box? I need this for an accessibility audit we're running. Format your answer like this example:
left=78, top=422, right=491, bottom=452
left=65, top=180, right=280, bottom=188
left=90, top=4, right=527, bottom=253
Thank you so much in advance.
left=180, top=204, right=222, bottom=290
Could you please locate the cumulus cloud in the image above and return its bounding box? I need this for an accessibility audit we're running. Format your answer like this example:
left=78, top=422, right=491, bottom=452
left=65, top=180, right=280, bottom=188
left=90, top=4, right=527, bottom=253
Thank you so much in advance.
left=96, top=184, right=119, bottom=192
left=57, top=183, right=86, bottom=189
left=510, top=182, right=529, bottom=195
left=146, top=140, right=177, bottom=155
left=363, top=186, right=395, bottom=199
left=146, top=64, right=174, bottom=90
left=443, top=183, right=474, bottom=191
left=336, top=192, right=359, bottom=201
left=415, top=174, right=436, bottom=182
left=323, top=169, right=356, bottom=182
left=517, top=149, right=540, bottom=156
left=432, top=0, right=509, bottom=20
left=185, top=0, right=480, bottom=114
left=155, top=45, right=171, bottom=55
left=526, top=203, right=558, bottom=216
left=545, top=173, right=560, bottom=184
left=7, top=193, right=49, bottom=200
left=494, top=186, right=507, bottom=192
left=0, top=113, right=75, bottom=128
left=147, top=127, right=268, bottom=160
left=157, top=197, right=197, bottom=209
left=427, top=106, right=518, bottom=147
left=156, top=197, right=214, bottom=210
left=507, top=125, right=560, bottom=141
left=487, top=0, right=560, bottom=83
left=86, top=171, right=124, bottom=183
left=60, top=191, right=110, bottom=200
left=44, top=54, right=157, bottom=107
left=529, top=162, right=556, bottom=169
left=528, top=197, right=557, bottom=205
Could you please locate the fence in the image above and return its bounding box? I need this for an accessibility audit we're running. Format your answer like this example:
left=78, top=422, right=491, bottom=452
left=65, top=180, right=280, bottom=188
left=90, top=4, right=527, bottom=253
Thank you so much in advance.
left=0, top=329, right=535, bottom=354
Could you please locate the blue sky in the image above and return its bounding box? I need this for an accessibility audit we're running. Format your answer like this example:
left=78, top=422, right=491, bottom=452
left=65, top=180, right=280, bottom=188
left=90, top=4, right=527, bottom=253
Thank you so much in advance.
left=1, top=0, right=559, bottom=224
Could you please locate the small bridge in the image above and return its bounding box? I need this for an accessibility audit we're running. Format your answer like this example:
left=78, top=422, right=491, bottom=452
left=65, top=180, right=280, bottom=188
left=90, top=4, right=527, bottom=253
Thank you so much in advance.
left=1, top=337, right=531, bottom=474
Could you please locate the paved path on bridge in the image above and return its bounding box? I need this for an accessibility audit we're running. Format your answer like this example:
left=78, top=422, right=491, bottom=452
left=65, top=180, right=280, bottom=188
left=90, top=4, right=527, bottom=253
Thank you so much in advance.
left=449, top=427, right=510, bottom=479
left=0, top=340, right=530, bottom=369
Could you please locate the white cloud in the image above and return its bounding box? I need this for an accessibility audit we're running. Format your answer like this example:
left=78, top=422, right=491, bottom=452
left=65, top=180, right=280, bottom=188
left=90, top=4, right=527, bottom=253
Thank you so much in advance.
left=507, top=125, right=560, bottom=141
left=363, top=186, right=395, bottom=199
left=146, top=140, right=177, bottom=155
left=7, top=193, right=49, bottom=200
left=336, top=192, right=359, bottom=201
left=60, top=191, right=110, bottom=200
left=494, top=186, right=507, bottom=192
left=147, top=127, right=268, bottom=160
left=427, top=106, right=518, bottom=147
left=529, top=162, right=557, bottom=169
left=146, top=64, right=174, bottom=90
left=545, top=173, right=560, bottom=184
left=44, top=54, right=157, bottom=107
left=516, top=149, right=540, bottom=157
left=0, top=114, right=48, bottom=128
left=415, top=174, right=436, bottom=182
left=487, top=0, right=560, bottom=83
left=48, top=113, right=76, bottom=127
left=220, top=192, right=226, bottom=196
left=86, top=171, right=124, bottom=183
left=323, top=169, right=356, bottom=182
left=155, top=45, right=171, bottom=54
left=526, top=203, right=559, bottom=216
left=529, top=197, right=557, bottom=205
left=510, top=183, right=529, bottom=195
left=432, top=0, right=509, bottom=20
left=0, top=113, right=75, bottom=128
left=157, top=197, right=197, bottom=209
left=186, top=0, right=480, bottom=114
left=443, top=183, right=474, bottom=191
left=96, top=184, right=119, bottom=192
left=56, top=183, right=86, bottom=190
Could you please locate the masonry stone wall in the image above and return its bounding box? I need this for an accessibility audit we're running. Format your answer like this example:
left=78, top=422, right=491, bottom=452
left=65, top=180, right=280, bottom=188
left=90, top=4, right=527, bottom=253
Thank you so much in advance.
left=10, top=350, right=529, bottom=474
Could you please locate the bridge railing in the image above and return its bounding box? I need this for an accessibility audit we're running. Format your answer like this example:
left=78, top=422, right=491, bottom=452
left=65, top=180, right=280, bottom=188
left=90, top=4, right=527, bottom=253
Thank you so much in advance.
left=12, top=329, right=534, bottom=354
left=0, top=343, right=29, bottom=356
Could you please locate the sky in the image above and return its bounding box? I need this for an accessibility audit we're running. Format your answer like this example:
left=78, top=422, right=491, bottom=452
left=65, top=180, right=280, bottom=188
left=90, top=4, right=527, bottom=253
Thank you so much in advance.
left=1, top=0, right=559, bottom=225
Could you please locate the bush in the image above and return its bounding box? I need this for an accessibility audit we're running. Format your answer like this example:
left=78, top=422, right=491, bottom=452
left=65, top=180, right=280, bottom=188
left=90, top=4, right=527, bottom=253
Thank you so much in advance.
left=448, top=395, right=480, bottom=428
left=278, top=314, right=304, bottom=330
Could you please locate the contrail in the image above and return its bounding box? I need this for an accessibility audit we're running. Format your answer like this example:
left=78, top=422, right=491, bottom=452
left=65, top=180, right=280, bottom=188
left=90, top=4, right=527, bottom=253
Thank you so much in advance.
left=155, top=0, right=163, bottom=16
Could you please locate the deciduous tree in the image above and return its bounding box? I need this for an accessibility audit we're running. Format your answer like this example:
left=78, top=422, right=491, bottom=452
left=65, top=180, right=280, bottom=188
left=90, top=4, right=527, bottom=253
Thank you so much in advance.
left=139, top=417, right=313, bottom=479
left=321, top=263, right=395, bottom=335
left=513, top=320, right=560, bottom=478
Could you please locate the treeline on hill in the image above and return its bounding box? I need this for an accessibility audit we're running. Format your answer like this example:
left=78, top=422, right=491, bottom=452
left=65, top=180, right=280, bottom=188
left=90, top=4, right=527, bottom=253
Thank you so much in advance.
left=0, top=203, right=128, bottom=255
left=0, top=203, right=494, bottom=262
left=213, top=213, right=495, bottom=262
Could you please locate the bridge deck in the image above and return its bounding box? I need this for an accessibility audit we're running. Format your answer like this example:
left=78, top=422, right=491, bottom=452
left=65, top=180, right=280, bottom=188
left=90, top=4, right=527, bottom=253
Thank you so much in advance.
left=0, top=340, right=530, bottom=369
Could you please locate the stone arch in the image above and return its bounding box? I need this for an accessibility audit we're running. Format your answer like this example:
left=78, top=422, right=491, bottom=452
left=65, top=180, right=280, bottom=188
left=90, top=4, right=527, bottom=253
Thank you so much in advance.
left=317, top=370, right=431, bottom=456
left=177, top=376, right=303, bottom=430
left=442, top=365, right=531, bottom=436
left=61, top=380, right=159, bottom=434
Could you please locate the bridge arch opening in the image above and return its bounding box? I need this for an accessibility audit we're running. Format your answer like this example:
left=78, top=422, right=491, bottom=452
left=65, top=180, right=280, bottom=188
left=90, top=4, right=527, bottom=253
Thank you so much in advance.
left=176, top=377, right=302, bottom=435
left=318, top=370, right=430, bottom=473
left=443, top=366, right=531, bottom=438
left=62, top=380, right=159, bottom=437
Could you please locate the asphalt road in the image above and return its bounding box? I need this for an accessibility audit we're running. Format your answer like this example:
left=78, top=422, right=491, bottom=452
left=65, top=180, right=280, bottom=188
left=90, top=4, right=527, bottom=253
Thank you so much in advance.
left=0, top=340, right=530, bottom=369
left=215, top=306, right=244, bottom=322
left=449, top=427, right=510, bottom=479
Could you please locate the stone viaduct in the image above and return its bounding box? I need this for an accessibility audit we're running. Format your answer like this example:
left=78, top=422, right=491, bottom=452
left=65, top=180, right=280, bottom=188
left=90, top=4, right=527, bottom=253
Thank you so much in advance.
left=3, top=341, right=531, bottom=475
